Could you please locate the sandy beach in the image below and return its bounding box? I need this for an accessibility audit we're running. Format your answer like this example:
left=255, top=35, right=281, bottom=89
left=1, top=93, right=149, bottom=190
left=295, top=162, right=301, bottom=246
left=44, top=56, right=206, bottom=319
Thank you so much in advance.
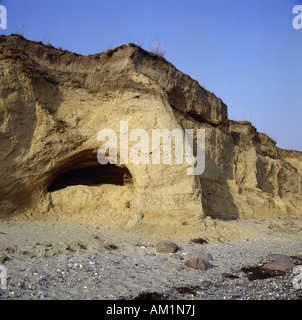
left=1, top=216, right=302, bottom=300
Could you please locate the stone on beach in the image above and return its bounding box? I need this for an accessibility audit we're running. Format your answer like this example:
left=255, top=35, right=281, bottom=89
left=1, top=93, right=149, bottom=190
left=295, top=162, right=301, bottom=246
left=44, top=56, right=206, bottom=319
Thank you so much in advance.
left=184, top=257, right=214, bottom=271
left=156, top=240, right=179, bottom=254
left=188, top=248, right=213, bottom=261
left=262, top=260, right=295, bottom=272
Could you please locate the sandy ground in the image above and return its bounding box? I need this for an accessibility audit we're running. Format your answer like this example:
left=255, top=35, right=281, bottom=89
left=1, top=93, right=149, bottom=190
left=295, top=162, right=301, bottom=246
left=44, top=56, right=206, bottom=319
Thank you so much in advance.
left=0, top=216, right=302, bottom=300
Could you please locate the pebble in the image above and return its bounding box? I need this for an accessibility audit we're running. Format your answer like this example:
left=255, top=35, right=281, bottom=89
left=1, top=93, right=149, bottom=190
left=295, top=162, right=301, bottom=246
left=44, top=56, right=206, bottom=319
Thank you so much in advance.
left=189, top=248, right=213, bottom=261
left=184, top=257, right=214, bottom=271
left=156, top=240, right=179, bottom=254
left=262, top=260, right=295, bottom=272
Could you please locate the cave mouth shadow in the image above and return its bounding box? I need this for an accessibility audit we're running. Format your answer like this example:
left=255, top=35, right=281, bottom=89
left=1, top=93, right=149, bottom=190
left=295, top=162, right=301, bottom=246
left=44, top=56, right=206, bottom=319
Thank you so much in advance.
left=47, top=164, right=133, bottom=192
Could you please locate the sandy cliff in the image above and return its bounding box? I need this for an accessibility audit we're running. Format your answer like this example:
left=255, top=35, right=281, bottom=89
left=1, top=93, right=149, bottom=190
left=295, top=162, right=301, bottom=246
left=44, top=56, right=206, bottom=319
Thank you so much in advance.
left=0, top=35, right=301, bottom=234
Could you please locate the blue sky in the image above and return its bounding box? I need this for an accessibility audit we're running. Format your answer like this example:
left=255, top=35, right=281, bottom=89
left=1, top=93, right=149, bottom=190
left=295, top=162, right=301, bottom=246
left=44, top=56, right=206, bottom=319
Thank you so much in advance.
left=1, top=0, right=302, bottom=151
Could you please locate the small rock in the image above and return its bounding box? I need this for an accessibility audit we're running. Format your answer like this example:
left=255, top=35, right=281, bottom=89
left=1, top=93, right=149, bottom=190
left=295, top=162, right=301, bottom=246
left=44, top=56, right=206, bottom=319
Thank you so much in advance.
left=184, top=257, right=214, bottom=271
left=189, top=248, right=213, bottom=261
left=262, top=260, right=295, bottom=272
left=156, top=240, right=179, bottom=254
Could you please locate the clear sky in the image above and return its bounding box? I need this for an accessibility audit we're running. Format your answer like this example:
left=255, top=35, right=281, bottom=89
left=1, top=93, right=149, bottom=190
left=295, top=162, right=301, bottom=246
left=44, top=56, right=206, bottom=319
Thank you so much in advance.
left=1, top=0, right=302, bottom=151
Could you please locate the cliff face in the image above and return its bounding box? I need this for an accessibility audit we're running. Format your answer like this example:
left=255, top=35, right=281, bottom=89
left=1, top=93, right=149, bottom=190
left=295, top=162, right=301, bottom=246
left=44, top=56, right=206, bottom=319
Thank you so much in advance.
left=0, top=35, right=301, bottom=232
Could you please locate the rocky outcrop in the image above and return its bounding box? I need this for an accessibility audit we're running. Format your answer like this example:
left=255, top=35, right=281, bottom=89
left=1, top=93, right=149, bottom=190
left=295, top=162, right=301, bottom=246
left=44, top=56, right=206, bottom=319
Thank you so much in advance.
left=0, top=35, right=301, bottom=233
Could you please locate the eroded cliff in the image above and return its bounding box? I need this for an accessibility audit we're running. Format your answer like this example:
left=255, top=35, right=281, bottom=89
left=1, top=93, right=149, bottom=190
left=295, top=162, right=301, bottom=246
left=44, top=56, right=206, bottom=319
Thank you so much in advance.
left=0, top=35, right=301, bottom=234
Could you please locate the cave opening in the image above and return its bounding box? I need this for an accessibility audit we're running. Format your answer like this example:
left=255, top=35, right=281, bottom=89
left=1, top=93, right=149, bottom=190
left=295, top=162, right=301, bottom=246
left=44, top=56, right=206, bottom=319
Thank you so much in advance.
left=47, top=163, right=133, bottom=192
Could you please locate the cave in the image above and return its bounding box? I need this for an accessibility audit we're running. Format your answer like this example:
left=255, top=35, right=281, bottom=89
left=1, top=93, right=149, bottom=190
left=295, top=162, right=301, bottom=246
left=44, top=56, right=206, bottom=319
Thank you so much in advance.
left=47, top=151, right=133, bottom=192
left=48, top=164, right=132, bottom=192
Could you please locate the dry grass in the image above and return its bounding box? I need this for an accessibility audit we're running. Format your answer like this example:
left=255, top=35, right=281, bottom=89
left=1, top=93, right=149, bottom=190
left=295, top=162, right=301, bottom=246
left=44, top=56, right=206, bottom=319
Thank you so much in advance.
left=149, top=37, right=167, bottom=57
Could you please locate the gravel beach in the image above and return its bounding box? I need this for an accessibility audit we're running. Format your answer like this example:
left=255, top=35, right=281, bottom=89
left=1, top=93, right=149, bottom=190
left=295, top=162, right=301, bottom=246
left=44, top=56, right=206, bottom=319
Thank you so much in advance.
left=0, top=218, right=302, bottom=300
